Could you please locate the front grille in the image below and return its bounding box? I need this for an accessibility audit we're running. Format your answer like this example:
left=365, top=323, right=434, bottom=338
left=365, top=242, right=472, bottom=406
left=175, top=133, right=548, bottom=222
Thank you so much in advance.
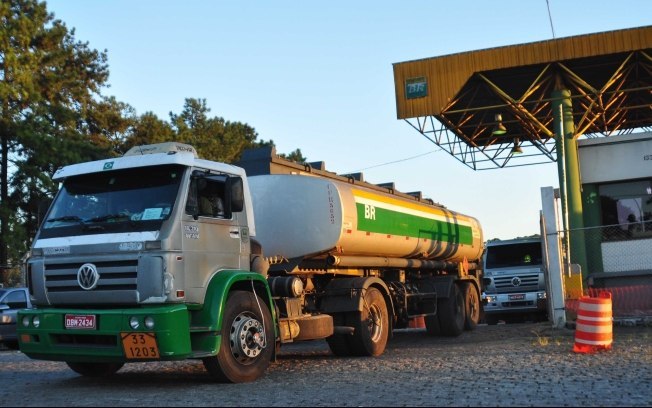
left=501, top=301, right=535, bottom=308
left=493, top=273, right=540, bottom=291
left=45, top=260, right=138, bottom=293
left=52, top=333, right=118, bottom=347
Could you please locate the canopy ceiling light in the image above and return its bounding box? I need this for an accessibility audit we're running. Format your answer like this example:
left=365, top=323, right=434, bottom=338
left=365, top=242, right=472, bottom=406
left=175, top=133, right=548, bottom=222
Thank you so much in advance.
left=492, top=113, right=507, bottom=136
left=511, top=137, right=523, bottom=154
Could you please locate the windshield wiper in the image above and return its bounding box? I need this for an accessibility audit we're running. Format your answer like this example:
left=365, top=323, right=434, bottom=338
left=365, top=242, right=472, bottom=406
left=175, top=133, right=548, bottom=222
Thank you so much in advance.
left=86, top=213, right=131, bottom=223
left=46, top=215, right=84, bottom=224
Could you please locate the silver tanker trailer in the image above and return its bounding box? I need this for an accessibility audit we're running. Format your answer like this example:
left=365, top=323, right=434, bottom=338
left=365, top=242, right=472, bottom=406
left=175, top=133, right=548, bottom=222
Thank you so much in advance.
left=239, top=147, right=484, bottom=353
left=18, top=142, right=485, bottom=383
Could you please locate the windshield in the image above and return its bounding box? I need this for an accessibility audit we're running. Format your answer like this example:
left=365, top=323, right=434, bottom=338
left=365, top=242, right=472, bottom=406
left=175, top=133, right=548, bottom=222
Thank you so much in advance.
left=485, top=242, right=543, bottom=269
left=39, top=164, right=185, bottom=238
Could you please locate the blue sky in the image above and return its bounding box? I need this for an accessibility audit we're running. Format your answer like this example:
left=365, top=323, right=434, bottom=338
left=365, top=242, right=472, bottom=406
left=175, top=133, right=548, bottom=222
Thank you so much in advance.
left=45, top=0, right=651, bottom=240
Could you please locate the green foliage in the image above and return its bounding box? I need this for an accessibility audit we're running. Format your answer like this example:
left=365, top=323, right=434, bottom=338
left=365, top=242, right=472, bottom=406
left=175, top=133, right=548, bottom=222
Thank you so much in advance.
left=167, top=98, right=259, bottom=163
left=280, top=148, right=307, bottom=163
left=121, top=98, right=305, bottom=165
left=2, top=267, right=23, bottom=288
left=0, top=0, right=115, bottom=279
left=119, top=111, right=174, bottom=154
left=1, top=1, right=304, bottom=281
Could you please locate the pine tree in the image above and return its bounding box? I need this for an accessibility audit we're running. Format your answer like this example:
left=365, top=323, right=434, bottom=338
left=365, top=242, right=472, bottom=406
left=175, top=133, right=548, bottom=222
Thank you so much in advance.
left=0, top=0, right=116, bottom=281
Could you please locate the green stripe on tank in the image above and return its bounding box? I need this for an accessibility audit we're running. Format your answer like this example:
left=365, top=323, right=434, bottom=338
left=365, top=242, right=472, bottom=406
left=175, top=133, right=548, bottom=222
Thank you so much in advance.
left=356, top=203, right=473, bottom=245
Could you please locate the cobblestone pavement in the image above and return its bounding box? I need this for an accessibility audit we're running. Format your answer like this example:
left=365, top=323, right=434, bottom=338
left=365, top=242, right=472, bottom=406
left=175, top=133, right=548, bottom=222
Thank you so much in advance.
left=0, top=322, right=650, bottom=407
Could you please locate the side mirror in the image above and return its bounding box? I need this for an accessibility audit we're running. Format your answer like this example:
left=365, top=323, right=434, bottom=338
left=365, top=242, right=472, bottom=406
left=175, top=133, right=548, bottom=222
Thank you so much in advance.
left=226, top=176, right=244, bottom=213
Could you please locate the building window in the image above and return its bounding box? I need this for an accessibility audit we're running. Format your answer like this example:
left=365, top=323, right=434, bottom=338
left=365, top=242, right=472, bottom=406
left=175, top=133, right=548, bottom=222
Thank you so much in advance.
left=600, top=179, right=652, bottom=240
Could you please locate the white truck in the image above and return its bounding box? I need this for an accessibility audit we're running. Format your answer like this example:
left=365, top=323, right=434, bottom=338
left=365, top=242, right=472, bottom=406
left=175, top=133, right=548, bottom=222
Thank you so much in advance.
left=481, top=237, right=548, bottom=324
left=18, top=142, right=484, bottom=382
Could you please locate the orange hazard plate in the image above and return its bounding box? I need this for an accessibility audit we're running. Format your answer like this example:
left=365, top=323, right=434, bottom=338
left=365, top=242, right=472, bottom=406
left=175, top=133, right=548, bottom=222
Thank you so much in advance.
left=121, top=332, right=159, bottom=359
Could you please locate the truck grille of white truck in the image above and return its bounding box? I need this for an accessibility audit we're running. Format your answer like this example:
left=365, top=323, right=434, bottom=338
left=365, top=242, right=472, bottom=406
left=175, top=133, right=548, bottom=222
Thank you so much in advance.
left=493, top=273, right=540, bottom=292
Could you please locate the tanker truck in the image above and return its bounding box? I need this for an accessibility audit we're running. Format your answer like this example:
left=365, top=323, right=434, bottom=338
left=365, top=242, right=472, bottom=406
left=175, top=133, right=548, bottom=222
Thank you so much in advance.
left=17, top=142, right=484, bottom=383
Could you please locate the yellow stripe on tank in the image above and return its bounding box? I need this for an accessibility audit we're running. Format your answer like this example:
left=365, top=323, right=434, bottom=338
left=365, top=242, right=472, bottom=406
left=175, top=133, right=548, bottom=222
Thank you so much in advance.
left=352, top=188, right=474, bottom=227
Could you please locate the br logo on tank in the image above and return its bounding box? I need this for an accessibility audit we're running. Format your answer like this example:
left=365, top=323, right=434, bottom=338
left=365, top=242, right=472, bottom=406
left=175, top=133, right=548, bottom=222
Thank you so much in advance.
left=573, top=291, right=613, bottom=354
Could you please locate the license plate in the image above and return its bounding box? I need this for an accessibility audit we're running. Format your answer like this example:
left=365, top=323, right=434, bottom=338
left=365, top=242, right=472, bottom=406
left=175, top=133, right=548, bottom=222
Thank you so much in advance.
left=509, top=294, right=525, bottom=300
left=65, top=314, right=96, bottom=330
left=121, top=333, right=159, bottom=359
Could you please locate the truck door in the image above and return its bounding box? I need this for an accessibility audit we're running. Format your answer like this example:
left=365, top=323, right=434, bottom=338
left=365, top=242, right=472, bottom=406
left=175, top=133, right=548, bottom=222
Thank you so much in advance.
left=182, top=173, right=246, bottom=295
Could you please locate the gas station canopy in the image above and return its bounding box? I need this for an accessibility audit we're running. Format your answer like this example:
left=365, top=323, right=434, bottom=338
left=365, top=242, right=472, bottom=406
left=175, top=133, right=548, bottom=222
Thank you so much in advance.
left=393, top=26, right=652, bottom=169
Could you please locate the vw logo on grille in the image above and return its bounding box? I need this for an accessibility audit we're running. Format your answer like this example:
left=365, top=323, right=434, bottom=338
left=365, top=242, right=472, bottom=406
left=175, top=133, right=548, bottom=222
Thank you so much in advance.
left=77, top=263, right=100, bottom=290
left=511, top=276, right=522, bottom=287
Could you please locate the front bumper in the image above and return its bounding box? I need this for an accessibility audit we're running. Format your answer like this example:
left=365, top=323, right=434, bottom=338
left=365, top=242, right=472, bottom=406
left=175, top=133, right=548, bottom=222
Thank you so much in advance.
left=0, top=323, right=17, bottom=342
left=17, top=305, right=196, bottom=363
left=482, top=291, right=547, bottom=315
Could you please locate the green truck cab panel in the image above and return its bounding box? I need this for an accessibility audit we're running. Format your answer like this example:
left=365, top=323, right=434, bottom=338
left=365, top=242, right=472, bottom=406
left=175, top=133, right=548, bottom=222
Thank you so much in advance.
left=188, top=270, right=276, bottom=355
left=17, top=304, right=191, bottom=363
left=17, top=270, right=276, bottom=363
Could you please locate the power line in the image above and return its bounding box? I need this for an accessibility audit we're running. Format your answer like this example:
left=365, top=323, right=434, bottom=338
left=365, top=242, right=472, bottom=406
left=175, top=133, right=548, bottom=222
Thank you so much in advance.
left=546, top=0, right=556, bottom=39
left=344, top=150, right=440, bottom=174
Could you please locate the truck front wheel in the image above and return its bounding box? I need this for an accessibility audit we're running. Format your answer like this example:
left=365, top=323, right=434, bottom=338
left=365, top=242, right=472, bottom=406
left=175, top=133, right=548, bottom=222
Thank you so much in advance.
left=203, top=290, right=274, bottom=383
left=66, top=362, right=124, bottom=377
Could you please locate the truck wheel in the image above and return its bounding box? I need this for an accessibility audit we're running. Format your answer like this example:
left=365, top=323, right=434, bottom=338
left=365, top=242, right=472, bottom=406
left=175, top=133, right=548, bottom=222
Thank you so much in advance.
left=202, top=290, right=274, bottom=383
left=438, top=284, right=465, bottom=337
left=326, top=313, right=354, bottom=356
left=425, top=314, right=441, bottom=336
left=485, top=315, right=499, bottom=325
left=463, top=283, right=481, bottom=331
left=66, top=362, right=124, bottom=377
left=349, top=287, right=389, bottom=356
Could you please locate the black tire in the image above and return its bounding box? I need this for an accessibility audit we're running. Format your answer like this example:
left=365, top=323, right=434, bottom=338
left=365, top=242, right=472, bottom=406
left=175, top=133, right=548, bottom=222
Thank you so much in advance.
left=66, top=362, right=124, bottom=377
left=348, top=287, right=389, bottom=356
left=463, top=283, right=481, bottom=331
left=485, top=314, right=499, bottom=325
left=202, top=290, right=274, bottom=383
left=326, top=313, right=354, bottom=357
left=425, top=314, right=441, bottom=336
left=438, top=284, right=466, bottom=337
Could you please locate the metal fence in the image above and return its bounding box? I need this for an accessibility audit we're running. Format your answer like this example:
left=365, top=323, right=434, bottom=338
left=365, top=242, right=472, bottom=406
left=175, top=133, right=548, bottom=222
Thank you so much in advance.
left=563, top=222, right=652, bottom=318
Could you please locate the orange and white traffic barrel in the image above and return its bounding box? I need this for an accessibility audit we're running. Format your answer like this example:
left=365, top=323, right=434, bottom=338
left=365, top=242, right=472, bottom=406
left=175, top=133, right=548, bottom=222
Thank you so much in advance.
left=573, top=291, right=613, bottom=354
left=409, top=316, right=425, bottom=329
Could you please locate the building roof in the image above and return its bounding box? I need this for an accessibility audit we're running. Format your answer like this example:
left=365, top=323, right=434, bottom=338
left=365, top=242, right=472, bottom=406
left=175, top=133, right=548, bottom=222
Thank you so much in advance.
left=393, top=26, right=652, bottom=169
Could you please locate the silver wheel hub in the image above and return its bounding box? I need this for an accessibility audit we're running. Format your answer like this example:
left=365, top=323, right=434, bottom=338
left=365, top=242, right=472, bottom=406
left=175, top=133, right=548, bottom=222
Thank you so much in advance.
left=229, top=312, right=265, bottom=363
left=367, top=304, right=383, bottom=342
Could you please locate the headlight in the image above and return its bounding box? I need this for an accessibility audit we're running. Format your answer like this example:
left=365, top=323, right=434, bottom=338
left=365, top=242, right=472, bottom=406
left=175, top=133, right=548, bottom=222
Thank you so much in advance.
left=129, top=316, right=140, bottom=329
left=33, top=316, right=40, bottom=328
left=22, top=316, right=31, bottom=327
left=144, top=316, right=155, bottom=329
left=537, top=292, right=547, bottom=300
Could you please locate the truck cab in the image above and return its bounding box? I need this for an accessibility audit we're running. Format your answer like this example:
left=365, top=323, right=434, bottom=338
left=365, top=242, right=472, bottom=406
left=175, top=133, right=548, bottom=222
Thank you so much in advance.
left=481, top=237, right=548, bottom=324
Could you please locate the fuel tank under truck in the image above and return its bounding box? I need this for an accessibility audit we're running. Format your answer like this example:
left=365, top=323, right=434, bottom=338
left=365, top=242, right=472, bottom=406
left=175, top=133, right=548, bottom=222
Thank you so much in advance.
left=248, top=174, right=483, bottom=265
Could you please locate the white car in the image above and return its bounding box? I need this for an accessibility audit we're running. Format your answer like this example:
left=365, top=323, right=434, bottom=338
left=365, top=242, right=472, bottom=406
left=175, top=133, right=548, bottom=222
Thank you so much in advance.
left=0, top=287, right=32, bottom=350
